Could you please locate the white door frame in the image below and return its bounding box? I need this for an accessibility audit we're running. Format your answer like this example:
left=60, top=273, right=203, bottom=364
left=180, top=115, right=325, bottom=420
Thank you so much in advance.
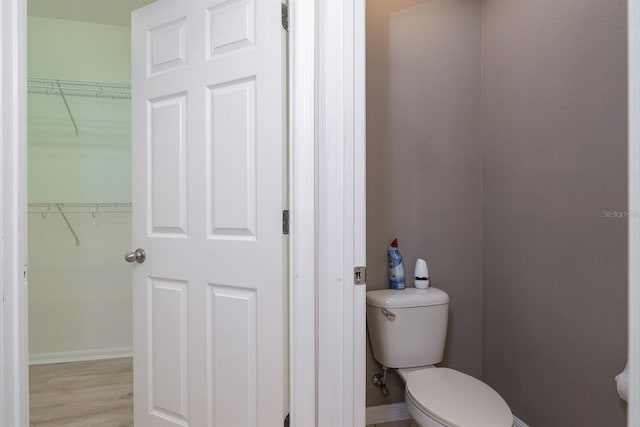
left=289, top=1, right=367, bottom=424
left=288, top=0, right=318, bottom=425
left=0, top=0, right=29, bottom=425
left=315, top=0, right=366, bottom=425
left=0, top=0, right=367, bottom=426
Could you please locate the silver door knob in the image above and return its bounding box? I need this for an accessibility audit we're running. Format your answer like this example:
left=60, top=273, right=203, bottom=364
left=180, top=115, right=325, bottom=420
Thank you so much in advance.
left=125, top=248, right=146, bottom=264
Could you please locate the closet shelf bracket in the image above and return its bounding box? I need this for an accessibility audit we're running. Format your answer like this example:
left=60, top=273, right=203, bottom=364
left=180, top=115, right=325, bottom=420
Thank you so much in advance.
left=28, top=77, right=132, bottom=136
left=56, top=204, right=80, bottom=246
left=55, top=80, right=80, bottom=136
left=28, top=203, right=132, bottom=247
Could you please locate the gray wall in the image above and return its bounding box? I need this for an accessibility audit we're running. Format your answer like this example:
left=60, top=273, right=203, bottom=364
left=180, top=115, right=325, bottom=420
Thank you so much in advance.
left=366, top=0, right=482, bottom=406
left=366, top=0, right=628, bottom=424
left=481, top=1, right=628, bottom=426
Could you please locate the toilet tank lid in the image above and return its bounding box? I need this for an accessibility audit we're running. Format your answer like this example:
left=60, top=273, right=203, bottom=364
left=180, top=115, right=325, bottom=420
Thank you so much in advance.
left=366, top=288, right=449, bottom=308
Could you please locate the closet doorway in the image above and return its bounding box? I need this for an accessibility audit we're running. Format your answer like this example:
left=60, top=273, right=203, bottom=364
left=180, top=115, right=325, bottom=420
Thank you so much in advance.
left=26, top=1, right=153, bottom=425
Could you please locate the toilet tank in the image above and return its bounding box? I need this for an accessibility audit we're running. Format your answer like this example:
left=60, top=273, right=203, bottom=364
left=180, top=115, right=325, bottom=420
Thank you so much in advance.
left=366, top=288, right=449, bottom=368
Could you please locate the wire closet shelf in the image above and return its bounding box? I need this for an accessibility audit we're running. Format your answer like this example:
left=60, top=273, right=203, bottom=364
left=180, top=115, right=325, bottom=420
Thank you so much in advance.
left=27, top=77, right=131, bottom=100
left=28, top=202, right=132, bottom=214
left=28, top=203, right=132, bottom=247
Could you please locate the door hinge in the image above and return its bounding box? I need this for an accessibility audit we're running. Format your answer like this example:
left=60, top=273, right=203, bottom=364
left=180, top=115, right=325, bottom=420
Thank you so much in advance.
left=281, top=3, right=289, bottom=32
left=282, top=209, right=290, bottom=235
left=354, top=266, right=367, bottom=285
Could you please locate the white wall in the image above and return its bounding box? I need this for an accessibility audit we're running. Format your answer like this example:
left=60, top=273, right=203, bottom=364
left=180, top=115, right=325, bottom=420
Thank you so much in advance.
left=27, top=16, right=132, bottom=362
left=28, top=16, right=131, bottom=203
left=28, top=214, right=132, bottom=361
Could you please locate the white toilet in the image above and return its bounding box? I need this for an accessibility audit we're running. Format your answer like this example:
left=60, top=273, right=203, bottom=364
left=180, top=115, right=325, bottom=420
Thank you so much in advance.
left=366, top=288, right=514, bottom=427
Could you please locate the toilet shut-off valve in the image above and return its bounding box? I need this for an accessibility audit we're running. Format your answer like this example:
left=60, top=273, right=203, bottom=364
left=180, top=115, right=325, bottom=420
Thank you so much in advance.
left=372, top=367, right=390, bottom=397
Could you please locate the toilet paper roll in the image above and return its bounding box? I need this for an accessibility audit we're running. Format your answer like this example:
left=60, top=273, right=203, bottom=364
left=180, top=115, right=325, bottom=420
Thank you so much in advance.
left=615, top=362, right=629, bottom=402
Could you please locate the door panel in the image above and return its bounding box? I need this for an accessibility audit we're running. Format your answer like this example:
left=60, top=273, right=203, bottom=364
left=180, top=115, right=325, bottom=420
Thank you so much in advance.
left=132, top=1, right=287, bottom=425
left=208, top=285, right=257, bottom=426
left=207, top=0, right=255, bottom=56
left=207, top=78, right=257, bottom=239
left=148, top=94, right=188, bottom=236
left=149, top=278, right=189, bottom=424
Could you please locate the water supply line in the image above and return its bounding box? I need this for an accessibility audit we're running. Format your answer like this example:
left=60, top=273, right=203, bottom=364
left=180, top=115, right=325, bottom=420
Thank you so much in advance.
left=372, top=366, right=390, bottom=397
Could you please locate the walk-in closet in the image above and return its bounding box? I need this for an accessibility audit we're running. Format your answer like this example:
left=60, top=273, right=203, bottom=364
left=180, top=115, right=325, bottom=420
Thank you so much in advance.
left=26, top=3, right=149, bottom=424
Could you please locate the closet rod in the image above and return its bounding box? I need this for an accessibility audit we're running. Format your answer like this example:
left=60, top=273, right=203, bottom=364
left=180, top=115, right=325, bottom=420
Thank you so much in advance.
left=28, top=203, right=132, bottom=208
left=28, top=203, right=132, bottom=247
left=28, top=203, right=131, bottom=213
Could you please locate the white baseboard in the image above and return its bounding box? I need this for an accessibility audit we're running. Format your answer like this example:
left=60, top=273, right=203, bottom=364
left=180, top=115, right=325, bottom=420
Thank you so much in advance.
left=513, top=415, right=529, bottom=427
left=366, top=402, right=410, bottom=425
left=29, top=347, right=132, bottom=365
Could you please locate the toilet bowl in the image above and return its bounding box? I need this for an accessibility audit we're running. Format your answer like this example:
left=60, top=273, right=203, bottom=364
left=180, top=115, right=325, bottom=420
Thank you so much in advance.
left=401, top=367, right=513, bottom=427
left=366, top=288, right=514, bottom=427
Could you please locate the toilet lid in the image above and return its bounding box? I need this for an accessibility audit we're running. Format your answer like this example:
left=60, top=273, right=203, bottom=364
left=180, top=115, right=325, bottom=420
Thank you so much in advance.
left=406, top=368, right=513, bottom=427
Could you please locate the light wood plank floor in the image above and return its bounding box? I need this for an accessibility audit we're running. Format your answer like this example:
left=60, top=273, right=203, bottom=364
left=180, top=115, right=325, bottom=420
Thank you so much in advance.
left=30, top=358, right=133, bottom=427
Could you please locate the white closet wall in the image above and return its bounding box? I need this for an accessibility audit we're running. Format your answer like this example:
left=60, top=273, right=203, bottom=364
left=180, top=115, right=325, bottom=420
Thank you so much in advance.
left=27, top=16, right=132, bottom=363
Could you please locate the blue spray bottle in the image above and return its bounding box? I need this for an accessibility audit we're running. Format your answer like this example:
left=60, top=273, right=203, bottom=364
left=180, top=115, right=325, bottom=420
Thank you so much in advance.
left=388, top=238, right=406, bottom=290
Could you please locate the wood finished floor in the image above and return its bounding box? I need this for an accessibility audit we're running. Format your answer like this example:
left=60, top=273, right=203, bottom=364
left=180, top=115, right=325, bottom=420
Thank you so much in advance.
left=29, top=358, right=133, bottom=427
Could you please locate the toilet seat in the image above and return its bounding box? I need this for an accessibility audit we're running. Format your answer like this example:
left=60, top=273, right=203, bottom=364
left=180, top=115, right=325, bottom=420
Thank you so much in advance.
left=405, top=368, right=513, bottom=427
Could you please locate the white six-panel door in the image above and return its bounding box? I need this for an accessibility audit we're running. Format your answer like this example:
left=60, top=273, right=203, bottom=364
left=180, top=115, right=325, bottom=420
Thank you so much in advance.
left=131, top=1, right=287, bottom=426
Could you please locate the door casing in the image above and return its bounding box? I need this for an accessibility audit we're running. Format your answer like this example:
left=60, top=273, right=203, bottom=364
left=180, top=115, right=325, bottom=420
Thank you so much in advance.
left=0, top=0, right=29, bottom=425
